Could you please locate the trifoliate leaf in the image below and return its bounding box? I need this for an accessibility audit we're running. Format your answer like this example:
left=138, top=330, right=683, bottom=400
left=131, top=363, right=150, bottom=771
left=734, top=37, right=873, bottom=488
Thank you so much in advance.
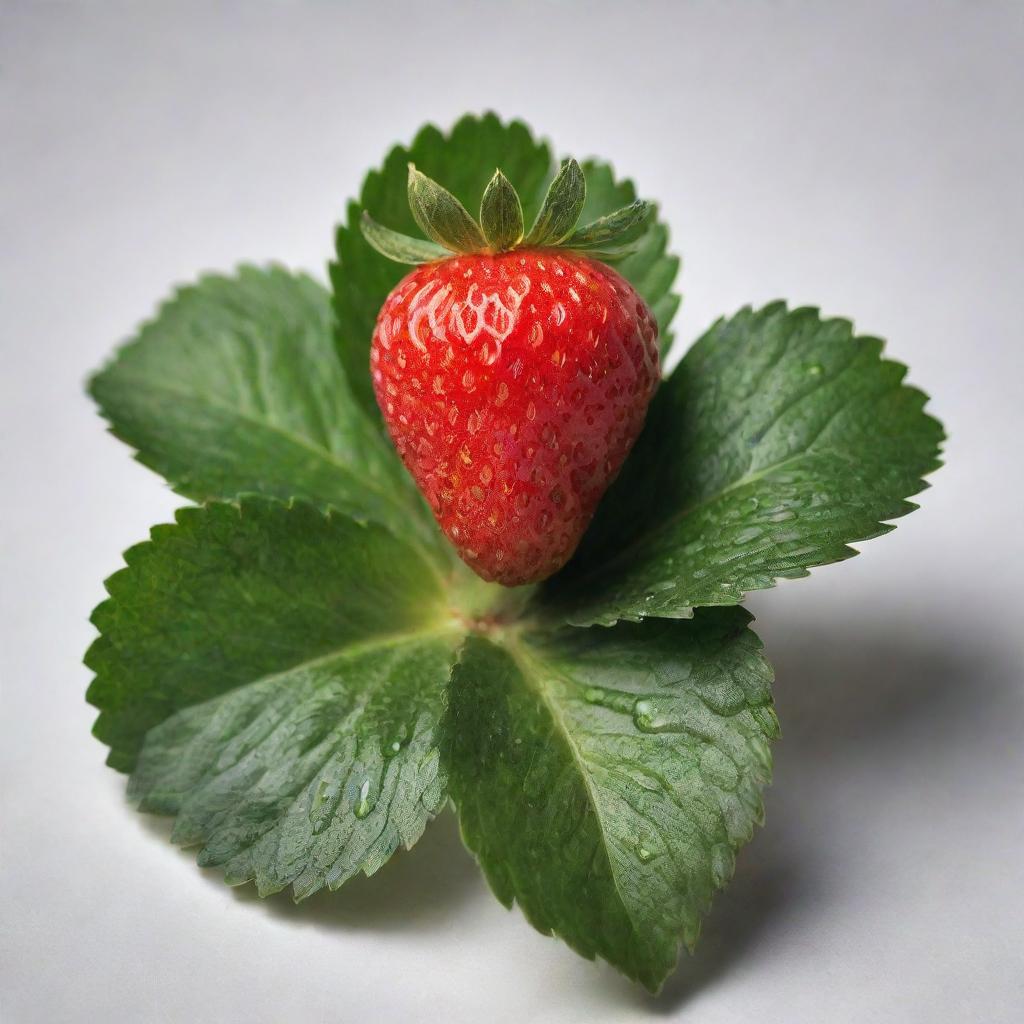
left=86, top=498, right=464, bottom=895
left=545, top=302, right=944, bottom=626
left=88, top=266, right=444, bottom=563
left=330, top=114, right=681, bottom=420
left=443, top=609, right=776, bottom=991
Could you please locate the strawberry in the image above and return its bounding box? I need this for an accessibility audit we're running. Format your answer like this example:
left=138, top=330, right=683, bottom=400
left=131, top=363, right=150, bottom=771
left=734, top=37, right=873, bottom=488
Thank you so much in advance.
left=362, top=160, right=660, bottom=586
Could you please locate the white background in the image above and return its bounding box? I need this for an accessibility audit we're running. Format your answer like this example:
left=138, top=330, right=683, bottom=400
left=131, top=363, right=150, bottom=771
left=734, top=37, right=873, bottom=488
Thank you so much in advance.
left=2, top=2, right=1022, bottom=1021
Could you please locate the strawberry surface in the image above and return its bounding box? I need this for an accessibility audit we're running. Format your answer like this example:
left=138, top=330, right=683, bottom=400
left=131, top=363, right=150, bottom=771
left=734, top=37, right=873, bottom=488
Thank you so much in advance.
left=370, top=249, right=659, bottom=586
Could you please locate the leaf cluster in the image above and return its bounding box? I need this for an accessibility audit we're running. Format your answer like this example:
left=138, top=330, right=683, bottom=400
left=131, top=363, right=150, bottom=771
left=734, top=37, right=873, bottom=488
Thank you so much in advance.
left=86, top=113, right=942, bottom=991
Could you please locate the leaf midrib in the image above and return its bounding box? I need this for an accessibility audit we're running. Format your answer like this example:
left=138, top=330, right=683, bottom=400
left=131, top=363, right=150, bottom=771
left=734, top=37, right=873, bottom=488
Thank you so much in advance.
left=162, top=619, right=465, bottom=727
left=502, top=636, right=641, bottom=935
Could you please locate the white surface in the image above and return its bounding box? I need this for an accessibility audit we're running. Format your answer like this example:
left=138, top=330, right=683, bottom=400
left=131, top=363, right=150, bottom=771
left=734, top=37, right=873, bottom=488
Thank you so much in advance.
left=2, top=2, right=1022, bottom=1021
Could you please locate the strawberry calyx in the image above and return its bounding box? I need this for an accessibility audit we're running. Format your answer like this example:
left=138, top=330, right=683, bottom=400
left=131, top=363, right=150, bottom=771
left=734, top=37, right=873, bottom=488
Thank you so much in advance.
left=361, top=159, right=652, bottom=265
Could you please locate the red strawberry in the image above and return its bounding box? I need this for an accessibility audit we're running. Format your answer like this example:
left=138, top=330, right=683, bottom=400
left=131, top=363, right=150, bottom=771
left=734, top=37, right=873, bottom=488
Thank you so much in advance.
left=363, top=160, right=660, bottom=586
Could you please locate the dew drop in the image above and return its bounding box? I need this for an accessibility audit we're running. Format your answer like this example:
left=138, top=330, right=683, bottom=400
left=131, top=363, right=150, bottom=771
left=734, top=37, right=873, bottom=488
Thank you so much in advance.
left=382, top=722, right=411, bottom=758
left=308, top=777, right=339, bottom=835
left=631, top=696, right=686, bottom=734
left=354, top=779, right=373, bottom=819
left=807, top=363, right=823, bottom=376
left=635, top=844, right=655, bottom=864
left=582, top=686, right=635, bottom=714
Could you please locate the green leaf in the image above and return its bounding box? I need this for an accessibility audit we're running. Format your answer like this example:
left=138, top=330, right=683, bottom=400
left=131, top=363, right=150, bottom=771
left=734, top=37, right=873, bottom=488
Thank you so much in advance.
left=331, top=114, right=681, bottom=420
left=479, top=168, right=525, bottom=252
left=545, top=303, right=945, bottom=626
left=86, top=498, right=464, bottom=896
left=88, top=266, right=443, bottom=562
left=443, top=609, right=776, bottom=991
left=407, top=165, right=488, bottom=254
left=524, top=158, right=586, bottom=246
left=360, top=212, right=451, bottom=264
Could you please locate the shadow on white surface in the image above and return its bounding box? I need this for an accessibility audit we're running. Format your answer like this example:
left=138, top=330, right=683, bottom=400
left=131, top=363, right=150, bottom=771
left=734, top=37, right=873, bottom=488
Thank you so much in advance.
left=590, top=608, right=1018, bottom=1011
left=126, top=608, right=1017, bottom=1010
left=133, top=806, right=487, bottom=933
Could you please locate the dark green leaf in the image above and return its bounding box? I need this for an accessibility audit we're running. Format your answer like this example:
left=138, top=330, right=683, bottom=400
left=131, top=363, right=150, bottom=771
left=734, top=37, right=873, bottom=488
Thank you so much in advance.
left=443, top=609, right=776, bottom=991
left=524, top=158, right=586, bottom=246
left=87, top=498, right=464, bottom=895
left=407, top=165, right=488, bottom=254
left=479, top=169, right=525, bottom=252
left=88, top=266, right=445, bottom=563
left=360, top=212, right=451, bottom=264
left=545, top=303, right=945, bottom=626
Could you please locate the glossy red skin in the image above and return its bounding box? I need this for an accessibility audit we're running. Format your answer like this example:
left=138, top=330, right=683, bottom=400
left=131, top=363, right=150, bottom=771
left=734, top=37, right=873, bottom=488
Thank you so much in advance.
left=370, top=249, right=660, bottom=586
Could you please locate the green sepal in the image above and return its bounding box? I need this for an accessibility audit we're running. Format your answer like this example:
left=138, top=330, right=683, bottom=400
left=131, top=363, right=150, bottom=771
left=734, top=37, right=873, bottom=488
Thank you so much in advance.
left=360, top=212, right=452, bottom=265
left=524, top=158, right=587, bottom=246
left=567, top=199, right=652, bottom=248
left=407, top=164, right=488, bottom=254
left=479, top=169, right=525, bottom=252
left=568, top=240, right=646, bottom=262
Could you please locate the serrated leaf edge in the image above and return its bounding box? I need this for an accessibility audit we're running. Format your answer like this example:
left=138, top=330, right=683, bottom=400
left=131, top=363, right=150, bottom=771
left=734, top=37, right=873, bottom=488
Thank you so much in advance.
left=447, top=615, right=778, bottom=992
left=558, top=301, right=945, bottom=628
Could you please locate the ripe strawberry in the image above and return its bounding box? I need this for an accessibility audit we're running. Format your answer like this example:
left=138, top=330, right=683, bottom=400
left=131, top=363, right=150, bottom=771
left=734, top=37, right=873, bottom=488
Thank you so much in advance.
left=363, top=160, right=660, bottom=586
